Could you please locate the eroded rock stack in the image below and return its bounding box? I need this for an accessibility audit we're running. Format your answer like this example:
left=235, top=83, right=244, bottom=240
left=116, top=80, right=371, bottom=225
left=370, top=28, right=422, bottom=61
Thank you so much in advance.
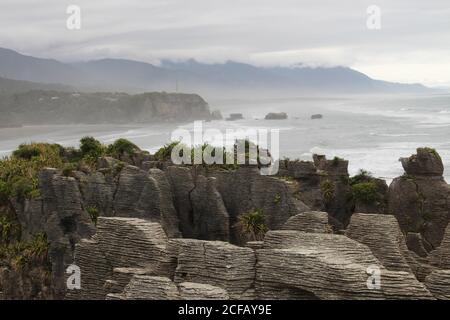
left=388, top=148, right=450, bottom=255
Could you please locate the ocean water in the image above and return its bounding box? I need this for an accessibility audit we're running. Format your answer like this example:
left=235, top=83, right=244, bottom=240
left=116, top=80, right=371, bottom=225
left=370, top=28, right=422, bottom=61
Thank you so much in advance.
left=0, top=94, right=449, bottom=183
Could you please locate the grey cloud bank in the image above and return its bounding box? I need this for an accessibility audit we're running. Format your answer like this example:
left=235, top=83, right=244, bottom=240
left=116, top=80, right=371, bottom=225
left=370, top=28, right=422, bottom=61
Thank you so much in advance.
left=0, top=0, right=449, bottom=86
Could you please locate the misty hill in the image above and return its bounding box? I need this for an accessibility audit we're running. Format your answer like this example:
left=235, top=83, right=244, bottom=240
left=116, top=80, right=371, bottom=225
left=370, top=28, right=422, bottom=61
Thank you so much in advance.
left=0, top=91, right=212, bottom=127
left=0, top=47, right=431, bottom=96
left=0, top=76, right=74, bottom=94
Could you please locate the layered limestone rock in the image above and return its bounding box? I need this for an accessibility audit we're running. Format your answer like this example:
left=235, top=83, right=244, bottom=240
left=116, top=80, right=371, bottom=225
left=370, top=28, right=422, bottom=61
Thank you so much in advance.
left=388, top=148, right=450, bottom=254
left=65, top=239, right=110, bottom=300
left=96, top=217, right=172, bottom=274
left=276, top=155, right=354, bottom=227
left=104, top=267, right=155, bottom=296
left=345, top=213, right=413, bottom=273
left=148, top=169, right=181, bottom=238
left=178, top=282, right=230, bottom=300
left=190, top=175, right=229, bottom=241
left=113, top=166, right=164, bottom=219
left=424, top=270, right=450, bottom=300
left=277, top=160, right=323, bottom=210
left=313, top=155, right=354, bottom=226
left=212, top=166, right=309, bottom=244
left=116, top=276, right=180, bottom=300
left=67, top=217, right=173, bottom=299
left=429, top=223, right=450, bottom=269
left=77, top=171, right=115, bottom=216
left=166, top=166, right=196, bottom=238
left=171, top=239, right=256, bottom=299
left=108, top=277, right=229, bottom=300
left=282, top=211, right=333, bottom=233
left=77, top=164, right=181, bottom=237
left=257, top=230, right=433, bottom=299
left=11, top=168, right=96, bottom=299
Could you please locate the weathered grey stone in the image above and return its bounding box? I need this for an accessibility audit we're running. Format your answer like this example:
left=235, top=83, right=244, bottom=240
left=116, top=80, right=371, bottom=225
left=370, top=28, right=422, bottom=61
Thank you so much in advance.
left=429, top=223, right=450, bottom=269
left=112, top=166, right=180, bottom=236
left=212, top=167, right=309, bottom=244
left=172, top=239, right=256, bottom=299
left=178, top=282, right=229, bottom=300
left=400, top=147, right=444, bottom=176
left=345, top=213, right=413, bottom=273
left=121, top=275, right=180, bottom=300
left=77, top=171, right=115, bottom=216
left=38, top=169, right=95, bottom=298
left=257, top=231, right=433, bottom=300
left=166, top=166, right=196, bottom=238
left=96, top=217, right=172, bottom=276
left=66, top=218, right=174, bottom=299
left=148, top=169, right=181, bottom=238
left=277, top=160, right=323, bottom=209
left=113, top=166, right=161, bottom=219
left=313, top=155, right=354, bottom=226
left=65, top=239, right=110, bottom=300
left=388, top=149, right=450, bottom=254
left=424, top=270, right=450, bottom=299
left=282, top=211, right=332, bottom=233
left=190, top=175, right=229, bottom=241
left=105, top=267, right=157, bottom=296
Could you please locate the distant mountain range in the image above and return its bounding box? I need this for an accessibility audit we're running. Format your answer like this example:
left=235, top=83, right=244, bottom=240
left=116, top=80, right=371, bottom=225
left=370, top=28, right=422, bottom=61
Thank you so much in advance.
left=0, top=47, right=432, bottom=97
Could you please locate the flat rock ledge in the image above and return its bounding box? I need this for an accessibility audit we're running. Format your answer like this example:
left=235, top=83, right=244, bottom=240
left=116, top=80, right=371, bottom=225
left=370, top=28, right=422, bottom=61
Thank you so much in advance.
left=66, top=215, right=441, bottom=300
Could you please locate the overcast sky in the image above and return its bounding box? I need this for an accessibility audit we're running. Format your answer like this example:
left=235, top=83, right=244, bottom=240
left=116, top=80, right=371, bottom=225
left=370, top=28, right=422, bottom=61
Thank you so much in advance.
left=1, top=0, right=450, bottom=86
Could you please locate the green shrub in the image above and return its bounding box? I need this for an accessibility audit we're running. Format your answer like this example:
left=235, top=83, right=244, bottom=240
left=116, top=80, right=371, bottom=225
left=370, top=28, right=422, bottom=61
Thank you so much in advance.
left=12, top=144, right=41, bottom=160
left=10, top=177, right=35, bottom=200
left=274, top=194, right=281, bottom=204
left=107, top=138, right=139, bottom=157
left=0, top=233, right=49, bottom=271
left=12, top=143, right=63, bottom=161
left=0, top=143, right=63, bottom=202
left=235, top=209, right=268, bottom=241
left=86, top=206, right=99, bottom=225
left=349, top=169, right=373, bottom=186
left=80, top=136, right=104, bottom=158
left=0, top=180, right=11, bottom=203
left=321, top=180, right=335, bottom=203
left=0, top=215, right=19, bottom=243
left=62, top=163, right=76, bottom=177
left=331, top=156, right=342, bottom=166
left=113, top=161, right=126, bottom=177
left=154, top=141, right=181, bottom=161
left=352, top=182, right=378, bottom=203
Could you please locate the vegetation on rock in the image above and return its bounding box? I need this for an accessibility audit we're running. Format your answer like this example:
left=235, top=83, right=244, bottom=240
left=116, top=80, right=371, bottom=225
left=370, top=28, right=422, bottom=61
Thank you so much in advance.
left=0, top=233, right=50, bottom=271
left=235, top=209, right=268, bottom=241
left=86, top=206, right=99, bottom=226
left=320, top=180, right=335, bottom=203
left=349, top=169, right=373, bottom=186
left=352, top=182, right=378, bottom=203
